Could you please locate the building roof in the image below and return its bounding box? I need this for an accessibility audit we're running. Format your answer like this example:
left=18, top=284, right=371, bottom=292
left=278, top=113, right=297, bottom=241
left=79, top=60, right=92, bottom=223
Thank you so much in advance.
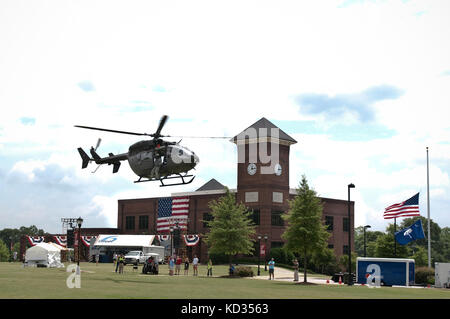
left=196, top=178, right=226, bottom=191
left=230, top=117, right=297, bottom=145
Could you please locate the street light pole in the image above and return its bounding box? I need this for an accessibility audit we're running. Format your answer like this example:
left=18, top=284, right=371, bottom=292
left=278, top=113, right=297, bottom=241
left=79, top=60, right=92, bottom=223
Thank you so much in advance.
left=348, top=183, right=355, bottom=286
left=170, top=226, right=174, bottom=257
left=76, top=217, right=83, bottom=267
left=257, top=235, right=262, bottom=276
left=363, top=225, right=371, bottom=257
left=264, top=235, right=268, bottom=271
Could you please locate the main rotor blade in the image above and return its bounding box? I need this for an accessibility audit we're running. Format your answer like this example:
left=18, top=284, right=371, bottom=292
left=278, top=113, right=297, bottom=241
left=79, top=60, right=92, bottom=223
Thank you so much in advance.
left=164, top=135, right=231, bottom=139
left=74, top=125, right=150, bottom=136
left=152, top=115, right=168, bottom=138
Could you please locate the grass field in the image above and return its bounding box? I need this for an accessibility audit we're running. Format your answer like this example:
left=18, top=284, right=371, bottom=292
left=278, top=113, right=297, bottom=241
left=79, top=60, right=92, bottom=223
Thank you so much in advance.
left=1, top=262, right=449, bottom=299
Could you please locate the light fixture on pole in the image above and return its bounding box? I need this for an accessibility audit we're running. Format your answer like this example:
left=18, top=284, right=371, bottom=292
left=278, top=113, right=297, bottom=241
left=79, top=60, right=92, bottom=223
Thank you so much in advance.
left=76, top=217, right=83, bottom=266
left=347, top=183, right=355, bottom=286
left=363, top=225, right=371, bottom=257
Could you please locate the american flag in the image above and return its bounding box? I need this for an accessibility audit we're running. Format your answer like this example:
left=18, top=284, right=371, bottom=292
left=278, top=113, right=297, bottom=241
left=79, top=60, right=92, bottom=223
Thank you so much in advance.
left=384, top=193, right=420, bottom=219
left=157, top=196, right=189, bottom=232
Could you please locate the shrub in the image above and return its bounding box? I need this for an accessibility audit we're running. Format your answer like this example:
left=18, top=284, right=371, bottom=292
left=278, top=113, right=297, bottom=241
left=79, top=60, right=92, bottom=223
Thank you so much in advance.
left=208, top=252, right=229, bottom=264
left=268, top=247, right=294, bottom=265
left=234, top=266, right=254, bottom=277
left=415, top=267, right=434, bottom=285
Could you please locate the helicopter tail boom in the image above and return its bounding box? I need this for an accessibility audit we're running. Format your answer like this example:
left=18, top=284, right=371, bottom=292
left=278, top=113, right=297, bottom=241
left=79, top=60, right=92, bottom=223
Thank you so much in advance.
left=77, top=146, right=127, bottom=174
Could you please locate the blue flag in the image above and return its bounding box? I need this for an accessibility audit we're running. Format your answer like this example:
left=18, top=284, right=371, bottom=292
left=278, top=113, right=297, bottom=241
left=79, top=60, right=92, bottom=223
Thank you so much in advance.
left=395, top=219, right=425, bottom=245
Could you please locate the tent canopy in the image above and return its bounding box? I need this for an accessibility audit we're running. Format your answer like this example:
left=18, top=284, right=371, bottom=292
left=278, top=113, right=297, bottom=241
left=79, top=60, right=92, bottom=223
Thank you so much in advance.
left=25, top=243, right=64, bottom=268
left=93, top=235, right=155, bottom=247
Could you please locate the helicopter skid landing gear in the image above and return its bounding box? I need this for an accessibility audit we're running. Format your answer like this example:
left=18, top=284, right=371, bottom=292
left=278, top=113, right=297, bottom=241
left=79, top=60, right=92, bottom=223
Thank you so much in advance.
left=134, top=174, right=195, bottom=187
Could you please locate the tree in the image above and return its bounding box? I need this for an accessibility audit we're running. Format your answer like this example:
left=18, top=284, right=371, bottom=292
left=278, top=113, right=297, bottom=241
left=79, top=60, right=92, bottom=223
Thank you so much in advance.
left=203, top=188, right=256, bottom=264
left=375, top=231, right=408, bottom=258
left=440, top=227, right=450, bottom=262
left=339, top=251, right=357, bottom=273
left=282, top=175, right=330, bottom=283
left=411, top=246, right=428, bottom=267
left=0, top=240, right=10, bottom=262
left=0, top=225, right=48, bottom=253
left=311, top=247, right=338, bottom=275
left=354, top=226, right=384, bottom=257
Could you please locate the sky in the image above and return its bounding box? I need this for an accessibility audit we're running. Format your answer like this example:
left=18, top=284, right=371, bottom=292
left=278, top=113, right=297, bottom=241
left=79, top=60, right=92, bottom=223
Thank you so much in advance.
left=1, top=0, right=449, bottom=234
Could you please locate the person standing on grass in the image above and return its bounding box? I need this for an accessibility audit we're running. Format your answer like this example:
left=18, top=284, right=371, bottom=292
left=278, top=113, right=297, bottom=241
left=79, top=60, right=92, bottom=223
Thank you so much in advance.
left=169, top=256, right=175, bottom=276
left=268, top=258, right=275, bottom=280
left=192, top=255, right=199, bottom=276
left=184, top=257, right=189, bottom=275
left=175, top=255, right=182, bottom=275
left=293, top=258, right=299, bottom=282
left=118, top=254, right=125, bottom=274
left=113, top=253, right=118, bottom=272
left=207, top=258, right=213, bottom=277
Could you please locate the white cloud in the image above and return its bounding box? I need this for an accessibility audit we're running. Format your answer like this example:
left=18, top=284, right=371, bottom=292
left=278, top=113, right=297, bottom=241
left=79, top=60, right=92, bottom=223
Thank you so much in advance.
left=1, top=0, right=450, bottom=232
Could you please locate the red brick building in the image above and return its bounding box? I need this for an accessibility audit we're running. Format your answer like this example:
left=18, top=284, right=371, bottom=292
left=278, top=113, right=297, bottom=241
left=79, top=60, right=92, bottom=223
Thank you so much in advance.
left=117, top=118, right=355, bottom=262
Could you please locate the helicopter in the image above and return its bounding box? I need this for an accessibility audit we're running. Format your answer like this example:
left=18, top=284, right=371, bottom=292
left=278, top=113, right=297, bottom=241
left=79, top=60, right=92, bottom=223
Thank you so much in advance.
left=75, top=115, right=227, bottom=187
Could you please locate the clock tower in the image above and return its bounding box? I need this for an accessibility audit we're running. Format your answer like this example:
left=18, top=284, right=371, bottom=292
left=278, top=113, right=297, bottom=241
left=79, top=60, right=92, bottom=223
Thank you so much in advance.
left=231, top=118, right=297, bottom=249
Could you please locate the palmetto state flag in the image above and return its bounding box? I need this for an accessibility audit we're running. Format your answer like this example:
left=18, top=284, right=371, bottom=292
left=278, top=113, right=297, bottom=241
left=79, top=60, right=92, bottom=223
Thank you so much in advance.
left=157, top=196, right=189, bottom=232
left=384, top=193, right=420, bottom=219
left=395, top=219, right=426, bottom=245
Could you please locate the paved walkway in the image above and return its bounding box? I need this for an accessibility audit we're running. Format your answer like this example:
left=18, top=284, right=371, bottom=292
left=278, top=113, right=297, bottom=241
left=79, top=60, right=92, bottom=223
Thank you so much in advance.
left=251, top=267, right=339, bottom=285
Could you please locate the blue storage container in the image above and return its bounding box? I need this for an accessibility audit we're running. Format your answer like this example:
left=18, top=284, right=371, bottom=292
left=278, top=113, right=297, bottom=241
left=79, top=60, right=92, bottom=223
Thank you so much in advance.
left=356, top=257, right=415, bottom=286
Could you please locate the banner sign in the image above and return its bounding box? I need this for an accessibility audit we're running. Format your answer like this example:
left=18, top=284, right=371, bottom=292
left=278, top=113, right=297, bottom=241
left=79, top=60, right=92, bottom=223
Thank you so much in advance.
left=260, top=243, right=266, bottom=257
left=26, top=236, right=45, bottom=246
left=183, top=234, right=200, bottom=246
left=157, top=235, right=171, bottom=242
left=93, top=234, right=155, bottom=247
left=74, top=231, right=78, bottom=248
left=81, top=236, right=94, bottom=247
left=53, top=236, right=67, bottom=247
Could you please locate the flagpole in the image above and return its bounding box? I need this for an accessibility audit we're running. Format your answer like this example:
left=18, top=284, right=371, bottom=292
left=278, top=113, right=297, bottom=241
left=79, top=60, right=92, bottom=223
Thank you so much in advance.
left=426, top=147, right=431, bottom=269
left=394, top=218, right=397, bottom=257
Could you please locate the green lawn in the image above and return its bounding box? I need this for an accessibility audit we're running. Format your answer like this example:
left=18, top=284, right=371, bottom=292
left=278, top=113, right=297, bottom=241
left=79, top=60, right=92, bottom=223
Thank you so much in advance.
left=1, top=262, right=449, bottom=299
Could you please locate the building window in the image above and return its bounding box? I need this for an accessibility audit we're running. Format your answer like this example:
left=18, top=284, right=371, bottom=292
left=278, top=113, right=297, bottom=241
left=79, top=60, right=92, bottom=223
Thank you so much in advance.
left=249, top=209, right=260, bottom=226
left=271, top=242, right=284, bottom=249
left=125, top=216, right=135, bottom=230
left=203, top=213, right=213, bottom=228
left=325, top=216, right=334, bottom=231
left=343, top=245, right=349, bottom=255
left=271, top=210, right=284, bottom=226
left=139, top=215, right=149, bottom=230
left=343, top=217, right=349, bottom=232
left=328, top=244, right=334, bottom=250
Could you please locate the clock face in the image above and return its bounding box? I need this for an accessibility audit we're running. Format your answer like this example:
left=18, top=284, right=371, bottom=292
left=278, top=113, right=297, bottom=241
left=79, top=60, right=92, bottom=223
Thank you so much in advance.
left=247, top=163, right=257, bottom=175
left=274, top=163, right=282, bottom=176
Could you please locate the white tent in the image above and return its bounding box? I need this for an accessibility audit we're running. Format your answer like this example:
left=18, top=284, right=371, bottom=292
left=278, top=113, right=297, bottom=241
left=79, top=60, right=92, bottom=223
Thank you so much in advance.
left=25, top=242, right=64, bottom=268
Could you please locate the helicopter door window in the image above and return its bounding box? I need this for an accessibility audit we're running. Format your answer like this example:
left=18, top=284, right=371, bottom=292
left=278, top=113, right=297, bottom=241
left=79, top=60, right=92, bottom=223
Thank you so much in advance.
left=178, top=149, right=183, bottom=156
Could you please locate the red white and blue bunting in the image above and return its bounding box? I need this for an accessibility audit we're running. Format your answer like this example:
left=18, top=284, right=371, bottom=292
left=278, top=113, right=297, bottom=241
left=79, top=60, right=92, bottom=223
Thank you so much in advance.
left=157, top=235, right=171, bottom=242
left=26, top=236, right=45, bottom=246
left=183, top=235, right=200, bottom=246
left=53, top=236, right=67, bottom=247
left=81, top=236, right=94, bottom=247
